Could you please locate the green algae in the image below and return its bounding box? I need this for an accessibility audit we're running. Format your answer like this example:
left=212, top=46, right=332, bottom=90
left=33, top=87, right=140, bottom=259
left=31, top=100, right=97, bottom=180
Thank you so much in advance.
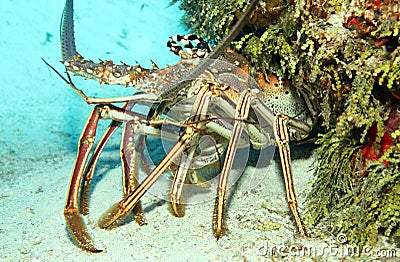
left=177, top=0, right=400, bottom=247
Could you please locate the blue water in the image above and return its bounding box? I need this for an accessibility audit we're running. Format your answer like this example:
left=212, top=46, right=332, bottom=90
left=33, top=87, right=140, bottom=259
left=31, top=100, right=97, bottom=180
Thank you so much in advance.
left=0, top=0, right=185, bottom=181
left=0, top=0, right=189, bottom=259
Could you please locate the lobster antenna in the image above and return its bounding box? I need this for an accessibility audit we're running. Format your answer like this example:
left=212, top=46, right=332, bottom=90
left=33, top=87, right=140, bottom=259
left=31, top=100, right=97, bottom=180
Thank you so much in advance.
left=207, top=0, right=258, bottom=59
left=60, top=0, right=79, bottom=61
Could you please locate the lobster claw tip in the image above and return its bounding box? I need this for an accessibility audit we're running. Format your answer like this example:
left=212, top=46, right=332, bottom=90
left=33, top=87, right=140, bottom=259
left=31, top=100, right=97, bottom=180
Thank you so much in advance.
left=64, top=208, right=103, bottom=253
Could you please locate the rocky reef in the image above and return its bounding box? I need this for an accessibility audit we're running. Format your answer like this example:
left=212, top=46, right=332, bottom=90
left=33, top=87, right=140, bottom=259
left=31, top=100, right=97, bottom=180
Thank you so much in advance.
left=177, top=0, right=400, bottom=247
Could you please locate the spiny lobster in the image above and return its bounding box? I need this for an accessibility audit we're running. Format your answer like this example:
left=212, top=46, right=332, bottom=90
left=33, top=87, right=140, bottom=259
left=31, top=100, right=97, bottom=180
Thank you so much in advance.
left=52, top=0, right=318, bottom=252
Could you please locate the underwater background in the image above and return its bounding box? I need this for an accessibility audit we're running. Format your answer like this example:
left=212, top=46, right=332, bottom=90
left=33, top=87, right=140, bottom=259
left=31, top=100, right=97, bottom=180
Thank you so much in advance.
left=0, top=1, right=316, bottom=260
left=1, top=0, right=399, bottom=261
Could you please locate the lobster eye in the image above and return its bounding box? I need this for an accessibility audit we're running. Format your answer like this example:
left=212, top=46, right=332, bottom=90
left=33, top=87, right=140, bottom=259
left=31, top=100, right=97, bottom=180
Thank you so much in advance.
left=397, top=106, right=400, bottom=114
left=197, top=42, right=208, bottom=50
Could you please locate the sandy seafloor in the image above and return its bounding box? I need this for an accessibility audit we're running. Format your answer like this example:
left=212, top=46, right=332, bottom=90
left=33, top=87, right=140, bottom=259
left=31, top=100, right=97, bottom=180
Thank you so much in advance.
left=1, top=0, right=397, bottom=261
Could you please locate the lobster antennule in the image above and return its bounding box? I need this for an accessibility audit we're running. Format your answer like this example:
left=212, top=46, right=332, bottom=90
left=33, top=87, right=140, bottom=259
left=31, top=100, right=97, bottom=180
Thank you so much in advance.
left=61, top=0, right=79, bottom=61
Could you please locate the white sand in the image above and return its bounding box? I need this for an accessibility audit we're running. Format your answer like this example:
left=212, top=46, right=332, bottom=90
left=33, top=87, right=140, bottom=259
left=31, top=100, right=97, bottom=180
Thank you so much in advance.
left=1, top=146, right=321, bottom=261
left=1, top=0, right=396, bottom=261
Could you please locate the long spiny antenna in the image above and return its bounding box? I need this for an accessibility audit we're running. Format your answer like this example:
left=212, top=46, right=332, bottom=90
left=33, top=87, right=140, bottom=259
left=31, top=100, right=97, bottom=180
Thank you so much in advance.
left=61, top=0, right=79, bottom=61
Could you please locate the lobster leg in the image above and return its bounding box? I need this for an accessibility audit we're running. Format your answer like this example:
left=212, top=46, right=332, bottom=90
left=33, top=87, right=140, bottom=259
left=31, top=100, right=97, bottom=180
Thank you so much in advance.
left=64, top=104, right=152, bottom=252
left=98, top=129, right=199, bottom=229
left=213, top=90, right=252, bottom=238
left=120, top=119, right=146, bottom=225
left=250, top=99, right=309, bottom=236
left=64, top=105, right=104, bottom=253
left=169, top=87, right=212, bottom=217
left=210, top=89, right=310, bottom=238
left=169, top=148, right=195, bottom=217
left=80, top=101, right=147, bottom=224
left=273, top=113, right=309, bottom=236
left=79, top=102, right=131, bottom=215
left=98, top=85, right=217, bottom=228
